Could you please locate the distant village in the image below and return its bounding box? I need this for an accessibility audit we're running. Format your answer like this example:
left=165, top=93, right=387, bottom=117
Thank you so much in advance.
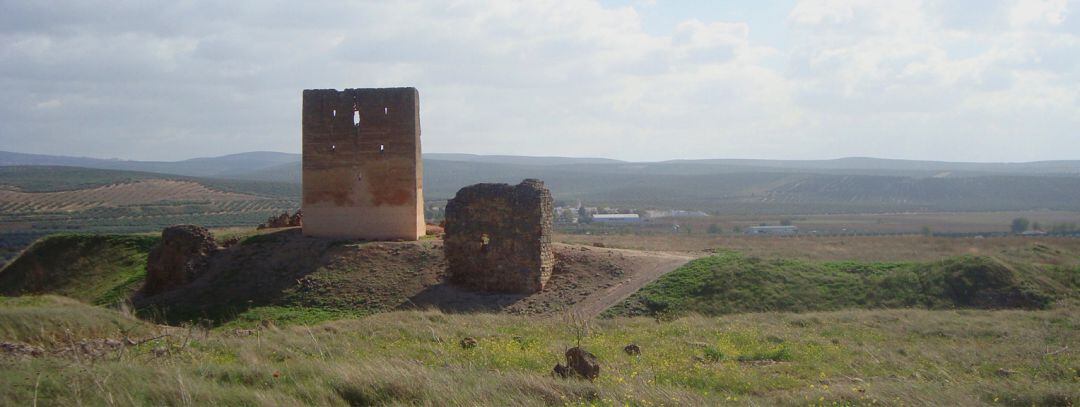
left=426, top=203, right=801, bottom=235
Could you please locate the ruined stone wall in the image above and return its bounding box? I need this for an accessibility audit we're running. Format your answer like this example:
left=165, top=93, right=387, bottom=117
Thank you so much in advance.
left=302, top=87, right=425, bottom=240
left=444, top=179, right=554, bottom=293
left=143, top=225, right=217, bottom=296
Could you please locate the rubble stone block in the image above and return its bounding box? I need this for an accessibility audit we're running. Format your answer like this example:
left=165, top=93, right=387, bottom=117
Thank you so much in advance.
left=143, top=225, right=217, bottom=296
left=444, top=179, right=554, bottom=293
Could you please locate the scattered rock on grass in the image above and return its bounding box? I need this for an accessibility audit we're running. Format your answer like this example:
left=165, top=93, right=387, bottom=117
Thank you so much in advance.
left=565, top=347, right=600, bottom=381
left=460, top=337, right=478, bottom=349
left=257, top=210, right=303, bottom=230
left=553, top=363, right=571, bottom=378
left=0, top=342, right=44, bottom=357
left=232, top=329, right=256, bottom=337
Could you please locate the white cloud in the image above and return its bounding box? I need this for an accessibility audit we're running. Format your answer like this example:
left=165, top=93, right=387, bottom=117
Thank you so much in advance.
left=0, top=0, right=1077, bottom=162
left=784, top=0, right=1080, bottom=160
left=1009, top=0, right=1069, bottom=26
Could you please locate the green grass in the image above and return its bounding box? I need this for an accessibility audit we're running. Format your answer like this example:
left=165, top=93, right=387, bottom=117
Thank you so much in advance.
left=0, top=297, right=1076, bottom=405
left=605, top=251, right=1060, bottom=318
left=0, top=234, right=157, bottom=305
left=217, top=306, right=368, bottom=330
left=0, top=295, right=156, bottom=345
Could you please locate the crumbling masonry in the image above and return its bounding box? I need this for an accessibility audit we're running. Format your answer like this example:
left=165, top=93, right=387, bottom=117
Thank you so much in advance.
left=444, top=179, right=554, bottom=293
left=301, top=87, right=425, bottom=240
left=143, top=225, right=217, bottom=296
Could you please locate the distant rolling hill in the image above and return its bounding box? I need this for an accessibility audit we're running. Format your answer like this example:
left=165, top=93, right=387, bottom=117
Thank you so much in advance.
left=4, top=150, right=1080, bottom=215
left=418, top=163, right=1080, bottom=214
left=0, top=166, right=298, bottom=240
left=0, top=150, right=299, bottom=179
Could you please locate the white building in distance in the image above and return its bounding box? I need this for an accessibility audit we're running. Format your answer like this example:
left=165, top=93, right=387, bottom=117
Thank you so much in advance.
left=745, top=225, right=798, bottom=235
left=592, top=214, right=642, bottom=223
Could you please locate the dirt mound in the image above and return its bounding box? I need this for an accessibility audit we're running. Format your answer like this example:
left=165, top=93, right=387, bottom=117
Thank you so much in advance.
left=3, top=229, right=693, bottom=325
left=133, top=229, right=692, bottom=324
left=936, top=256, right=1051, bottom=309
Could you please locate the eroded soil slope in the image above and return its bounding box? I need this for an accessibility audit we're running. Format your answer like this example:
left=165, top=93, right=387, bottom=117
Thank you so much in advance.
left=134, top=228, right=691, bottom=323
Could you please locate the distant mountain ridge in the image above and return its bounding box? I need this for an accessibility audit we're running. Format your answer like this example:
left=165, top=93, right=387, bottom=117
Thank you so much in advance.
left=4, top=150, right=1080, bottom=214
left=0, top=150, right=298, bottom=179
left=5, top=150, right=1079, bottom=179
left=424, top=153, right=623, bottom=166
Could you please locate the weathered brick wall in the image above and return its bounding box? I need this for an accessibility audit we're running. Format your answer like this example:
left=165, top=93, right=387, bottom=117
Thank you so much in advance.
left=444, top=179, right=554, bottom=293
left=144, top=225, right=217, bottom=296
left=301, top=87, right=425, bottom=240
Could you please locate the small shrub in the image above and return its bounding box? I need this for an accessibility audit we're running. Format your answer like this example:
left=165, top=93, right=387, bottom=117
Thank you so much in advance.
left=703, top=346, right=724, bottom=362
left=334, top=379, right=425, bottom=406
left=737, top=346, right=792, bottom=362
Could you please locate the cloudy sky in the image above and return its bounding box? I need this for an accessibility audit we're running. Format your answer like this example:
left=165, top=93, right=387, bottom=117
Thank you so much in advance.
left=1, top=0, right=1077, bottom=162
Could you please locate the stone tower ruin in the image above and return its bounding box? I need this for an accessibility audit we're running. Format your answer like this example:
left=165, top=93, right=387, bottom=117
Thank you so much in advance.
left=444, top=179, right=554, bottom=293
left=301, top=87, right=425, bottom=240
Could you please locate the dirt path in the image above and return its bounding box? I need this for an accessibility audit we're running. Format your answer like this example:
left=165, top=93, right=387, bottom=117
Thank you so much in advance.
left=559, top=244, right=697, bottom=318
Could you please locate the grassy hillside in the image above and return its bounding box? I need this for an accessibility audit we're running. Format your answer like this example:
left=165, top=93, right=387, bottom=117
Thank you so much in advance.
left=5, top=231, right=1077, bottom=326
left=0, top=234, right=156, bottom=305
left=0, top=298, right=1075, bottom=405
left=0, top=295, right=157, bottom=345
left=1, top=231, right=1077, bottom=404
left=606, top=251, right=1078, bottom=318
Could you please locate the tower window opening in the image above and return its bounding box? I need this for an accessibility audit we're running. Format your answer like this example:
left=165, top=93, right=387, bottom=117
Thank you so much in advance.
left=480, top=233, right=491, bottom=252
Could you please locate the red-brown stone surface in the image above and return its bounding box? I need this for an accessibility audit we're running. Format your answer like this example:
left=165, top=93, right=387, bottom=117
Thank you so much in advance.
left=301, top=87, right=424, bottom=240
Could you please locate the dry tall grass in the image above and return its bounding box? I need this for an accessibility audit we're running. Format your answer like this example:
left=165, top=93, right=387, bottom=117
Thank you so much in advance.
left=1, top=296, right=1075, bottom=406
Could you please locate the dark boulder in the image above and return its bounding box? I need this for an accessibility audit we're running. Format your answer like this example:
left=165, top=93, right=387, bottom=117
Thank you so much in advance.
left=565, top=347, right=600, bottom=380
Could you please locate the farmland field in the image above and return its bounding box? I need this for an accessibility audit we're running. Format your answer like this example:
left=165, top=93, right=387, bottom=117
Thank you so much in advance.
left=0, top=166, right=299, bottom=261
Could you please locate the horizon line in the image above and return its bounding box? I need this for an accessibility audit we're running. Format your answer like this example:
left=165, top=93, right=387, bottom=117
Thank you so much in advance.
left=1, top=149, right=1079, bottom=166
